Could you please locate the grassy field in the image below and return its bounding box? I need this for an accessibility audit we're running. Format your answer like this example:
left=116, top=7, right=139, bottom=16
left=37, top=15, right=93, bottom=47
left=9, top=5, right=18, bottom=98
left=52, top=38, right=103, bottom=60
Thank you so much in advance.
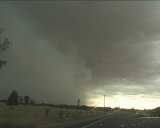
left=0, top=102, right=104, bottom=128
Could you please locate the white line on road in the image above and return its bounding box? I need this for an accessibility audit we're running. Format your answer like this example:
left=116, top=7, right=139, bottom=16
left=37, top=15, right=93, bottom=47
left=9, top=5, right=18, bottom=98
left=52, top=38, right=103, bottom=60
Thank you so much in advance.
left=81, top=109, right=121, bottom=128
left=81, top=118, right=106, bottom=128
left=139, top=117, right=160, bottom=119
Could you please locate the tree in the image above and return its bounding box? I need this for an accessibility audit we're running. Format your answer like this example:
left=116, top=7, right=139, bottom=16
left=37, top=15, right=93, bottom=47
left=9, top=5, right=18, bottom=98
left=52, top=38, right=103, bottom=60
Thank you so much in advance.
left=30, top=99, right=35, bottom=105
left=7, top=90, right=19, bottom=108
left=0, top=27, right=10, bottom=69
left=18, top=96, right=24, bottom=104
left=24, top=96, right=30, bottom=106
left=0, top=60, right=6, bottom=68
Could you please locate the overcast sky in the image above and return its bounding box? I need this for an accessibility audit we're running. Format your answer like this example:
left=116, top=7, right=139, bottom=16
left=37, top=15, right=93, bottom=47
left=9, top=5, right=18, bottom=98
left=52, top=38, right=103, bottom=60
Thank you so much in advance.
left=1, top=1, right=160, bottom=109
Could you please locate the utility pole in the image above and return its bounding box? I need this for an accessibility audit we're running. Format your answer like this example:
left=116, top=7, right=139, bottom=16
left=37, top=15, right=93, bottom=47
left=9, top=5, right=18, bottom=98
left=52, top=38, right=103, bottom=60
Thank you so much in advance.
left=77, top=98, right=80, bottom=109
left=104, top=95, right=106, bottom=114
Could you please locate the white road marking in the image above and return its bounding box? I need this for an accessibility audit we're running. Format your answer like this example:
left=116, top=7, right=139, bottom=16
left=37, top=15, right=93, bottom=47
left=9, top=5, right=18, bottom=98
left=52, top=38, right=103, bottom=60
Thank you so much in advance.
left=81, top=109, right=121, bottom=128
left=81, top=118, right=106, bottom=128
left=139, top=117, right=160, bottom=119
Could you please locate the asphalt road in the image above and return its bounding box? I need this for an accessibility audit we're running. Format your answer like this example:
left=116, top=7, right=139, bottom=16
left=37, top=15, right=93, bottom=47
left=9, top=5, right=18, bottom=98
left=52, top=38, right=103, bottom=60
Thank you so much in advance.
left=65, top=112, right=160, bottom=128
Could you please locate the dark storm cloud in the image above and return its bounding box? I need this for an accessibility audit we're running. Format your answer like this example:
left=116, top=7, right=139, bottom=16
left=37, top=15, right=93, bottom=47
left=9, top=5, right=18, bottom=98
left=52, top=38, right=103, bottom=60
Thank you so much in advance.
left=1, top=1, right=160, bottom=105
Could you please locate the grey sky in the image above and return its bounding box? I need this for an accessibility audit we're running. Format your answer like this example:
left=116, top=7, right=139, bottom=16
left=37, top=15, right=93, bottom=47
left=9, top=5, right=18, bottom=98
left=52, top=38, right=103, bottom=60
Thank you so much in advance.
left=0, top=1, right=160, bottom=108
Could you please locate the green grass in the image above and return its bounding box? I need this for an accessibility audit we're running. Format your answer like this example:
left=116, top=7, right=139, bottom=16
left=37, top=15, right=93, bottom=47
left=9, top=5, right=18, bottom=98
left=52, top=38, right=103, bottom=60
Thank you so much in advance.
left=0, top=103, right=104, bottom=128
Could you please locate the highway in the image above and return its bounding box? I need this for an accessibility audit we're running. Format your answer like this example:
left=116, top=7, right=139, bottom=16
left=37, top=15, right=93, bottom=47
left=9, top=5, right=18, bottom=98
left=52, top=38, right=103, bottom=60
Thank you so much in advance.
left=65, top=111, right=160, bottom=128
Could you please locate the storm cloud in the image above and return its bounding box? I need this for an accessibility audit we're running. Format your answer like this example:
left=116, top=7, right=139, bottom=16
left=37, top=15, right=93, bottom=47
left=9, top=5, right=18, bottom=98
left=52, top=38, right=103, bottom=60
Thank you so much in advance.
left=0, top=1, right=160, bottom=108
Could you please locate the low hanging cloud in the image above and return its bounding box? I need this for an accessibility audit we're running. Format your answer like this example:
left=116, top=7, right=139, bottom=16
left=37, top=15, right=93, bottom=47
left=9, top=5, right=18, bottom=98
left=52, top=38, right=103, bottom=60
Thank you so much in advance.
left=0, top=1, right=160, bottom=106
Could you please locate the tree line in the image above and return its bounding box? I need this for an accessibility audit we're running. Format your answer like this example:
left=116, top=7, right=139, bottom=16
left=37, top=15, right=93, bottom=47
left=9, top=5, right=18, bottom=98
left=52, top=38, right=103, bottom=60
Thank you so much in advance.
left=6, top=90, right=35, bottom=108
